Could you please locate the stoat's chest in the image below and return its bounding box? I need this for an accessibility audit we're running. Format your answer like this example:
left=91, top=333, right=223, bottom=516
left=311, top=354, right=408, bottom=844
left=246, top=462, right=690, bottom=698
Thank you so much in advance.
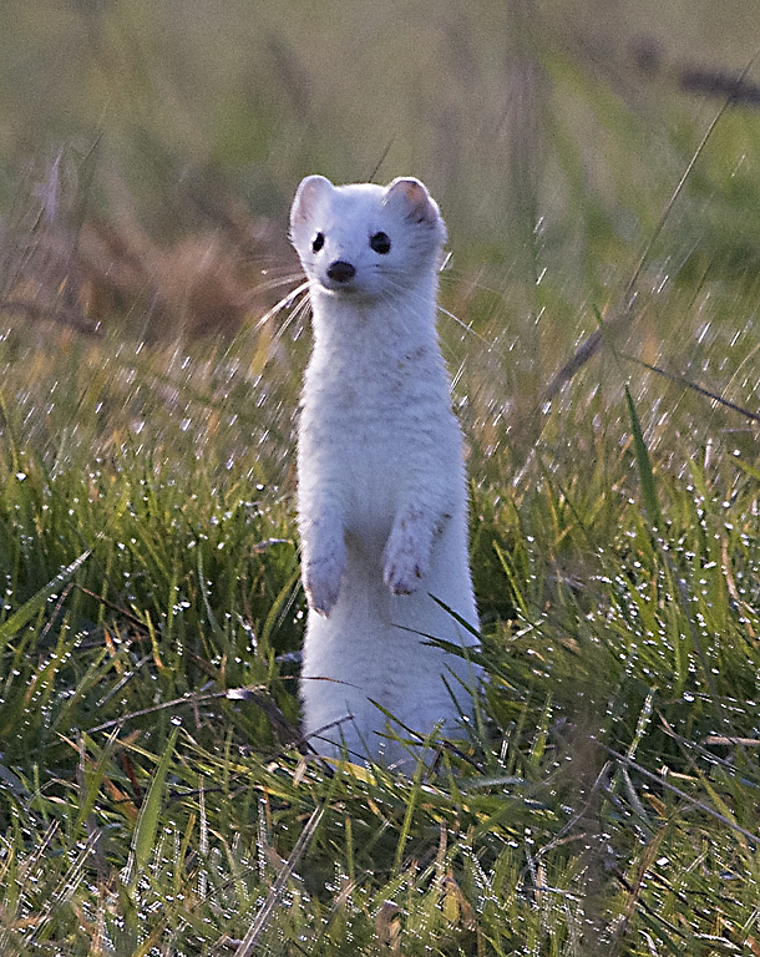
left=301, top=339, right=456, bottom=464
left=298, top=334, right=461, bottom=551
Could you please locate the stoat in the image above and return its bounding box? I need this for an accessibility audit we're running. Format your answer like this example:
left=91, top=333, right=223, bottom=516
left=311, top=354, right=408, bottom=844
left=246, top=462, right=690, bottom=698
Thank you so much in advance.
left=289, top=174, right=480, bottom=766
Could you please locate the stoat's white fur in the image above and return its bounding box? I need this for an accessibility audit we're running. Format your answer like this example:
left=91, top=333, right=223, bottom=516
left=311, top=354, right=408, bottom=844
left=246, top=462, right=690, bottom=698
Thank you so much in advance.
left=289, top=175, right=479, bottom=766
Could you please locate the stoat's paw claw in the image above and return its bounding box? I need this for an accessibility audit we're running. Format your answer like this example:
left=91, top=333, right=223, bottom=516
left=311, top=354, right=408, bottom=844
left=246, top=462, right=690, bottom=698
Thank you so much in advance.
left=383, top=525, right=427, bottom=596
left=304, top=550, right=346, bottom=616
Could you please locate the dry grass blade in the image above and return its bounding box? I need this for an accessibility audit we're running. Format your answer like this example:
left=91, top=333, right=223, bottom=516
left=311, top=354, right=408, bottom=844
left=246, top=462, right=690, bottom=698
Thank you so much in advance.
left=606, top=748, right=759, bottom=845
left=230, top=802, right=326, bottom=957
left=541, top=43, right=760, bottom=406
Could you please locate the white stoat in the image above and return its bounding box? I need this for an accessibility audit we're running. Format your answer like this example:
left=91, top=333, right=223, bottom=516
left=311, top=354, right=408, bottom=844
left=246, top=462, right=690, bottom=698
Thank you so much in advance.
left=289, top=174, right=480, bottom=766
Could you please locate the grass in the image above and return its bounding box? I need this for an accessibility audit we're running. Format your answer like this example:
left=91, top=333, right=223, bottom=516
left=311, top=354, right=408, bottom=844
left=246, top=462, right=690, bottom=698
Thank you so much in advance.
left=1, top=2, right=760, bottom=954
left=0, top=433, right=758, bottom=955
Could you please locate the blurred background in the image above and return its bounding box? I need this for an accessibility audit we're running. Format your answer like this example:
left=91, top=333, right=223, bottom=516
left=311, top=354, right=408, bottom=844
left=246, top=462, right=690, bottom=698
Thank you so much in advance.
left=0, top=0, right=759, bottom=480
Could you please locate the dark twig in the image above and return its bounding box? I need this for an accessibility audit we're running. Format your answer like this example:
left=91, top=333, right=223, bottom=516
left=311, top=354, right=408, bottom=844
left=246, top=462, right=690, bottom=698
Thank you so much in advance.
left=0, top=297, right=103, bottom=338
left=622, top=353, right=760, bottom=424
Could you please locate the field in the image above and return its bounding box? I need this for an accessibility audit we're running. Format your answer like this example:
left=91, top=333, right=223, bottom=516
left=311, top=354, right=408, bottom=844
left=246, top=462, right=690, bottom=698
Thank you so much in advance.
left=1, top=1, right=759, bottom=954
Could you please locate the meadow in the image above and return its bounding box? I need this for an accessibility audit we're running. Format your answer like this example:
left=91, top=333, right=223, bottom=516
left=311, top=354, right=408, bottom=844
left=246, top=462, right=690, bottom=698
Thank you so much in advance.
left=0, top=1, right=759, bottom=954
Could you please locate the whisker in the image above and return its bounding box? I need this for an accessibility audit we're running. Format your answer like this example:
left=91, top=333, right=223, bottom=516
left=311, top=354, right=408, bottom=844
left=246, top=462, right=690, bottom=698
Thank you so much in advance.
left=254, top=280, right=311, bottom=332
left=250, top=270, right=308, bottom=295
left=267, top=290, right=312, bottom=350
left=450, top=359, right=466, bottom=393
left=437, top=306, right=492, bottom=345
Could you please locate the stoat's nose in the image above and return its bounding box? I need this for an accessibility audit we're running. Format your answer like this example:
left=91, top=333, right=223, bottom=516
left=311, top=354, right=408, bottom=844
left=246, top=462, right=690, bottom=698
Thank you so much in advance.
left=326, top=260, right=356, bottom=283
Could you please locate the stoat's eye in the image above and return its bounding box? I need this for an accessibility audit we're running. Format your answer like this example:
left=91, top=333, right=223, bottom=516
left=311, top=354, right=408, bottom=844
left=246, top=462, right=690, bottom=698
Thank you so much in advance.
left=311, top=232, right=325, bottom=253
left=369, top=231, right=391, bottom=254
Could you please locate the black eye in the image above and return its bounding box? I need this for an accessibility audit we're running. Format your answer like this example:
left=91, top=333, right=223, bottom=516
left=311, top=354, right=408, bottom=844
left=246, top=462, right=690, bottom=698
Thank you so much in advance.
left=312, top=232, right=325, bottom=253
left=370, top=231, right=391, bottom=254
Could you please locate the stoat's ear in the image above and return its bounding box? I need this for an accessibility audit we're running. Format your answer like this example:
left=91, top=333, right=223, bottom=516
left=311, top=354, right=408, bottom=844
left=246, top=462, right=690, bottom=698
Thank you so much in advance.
left=290, top=175, right=334, bottom=232
left=384, top=177, right=440, bottom=227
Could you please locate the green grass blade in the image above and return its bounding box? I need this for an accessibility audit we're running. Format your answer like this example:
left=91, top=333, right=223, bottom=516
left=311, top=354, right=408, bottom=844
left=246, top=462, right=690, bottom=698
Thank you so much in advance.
left=127, top=725, right=179, bottom=886
left=624, top=385, right=661, bottom=528
left=0, top=550, right=91, bottom=652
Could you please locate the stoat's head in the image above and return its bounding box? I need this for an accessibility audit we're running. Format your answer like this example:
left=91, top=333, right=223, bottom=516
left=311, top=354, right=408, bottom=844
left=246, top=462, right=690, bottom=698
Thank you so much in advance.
left=289, top=175, right=447, bottom=300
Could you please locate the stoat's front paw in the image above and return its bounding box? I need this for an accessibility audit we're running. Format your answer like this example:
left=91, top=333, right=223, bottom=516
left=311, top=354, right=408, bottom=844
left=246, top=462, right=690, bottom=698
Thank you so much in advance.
left=383, top=520, right=429, bottom=596
left=303, top=545, right=346, bottom=616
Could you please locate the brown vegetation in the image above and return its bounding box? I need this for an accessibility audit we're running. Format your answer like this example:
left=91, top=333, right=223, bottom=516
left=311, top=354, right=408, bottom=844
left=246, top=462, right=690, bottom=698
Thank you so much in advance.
left=1, top=195, right=297, bottom=345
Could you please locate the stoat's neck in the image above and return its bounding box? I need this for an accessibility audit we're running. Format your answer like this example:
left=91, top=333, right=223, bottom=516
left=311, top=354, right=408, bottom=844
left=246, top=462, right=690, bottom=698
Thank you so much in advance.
left=308, top=274, right=441, bottom=362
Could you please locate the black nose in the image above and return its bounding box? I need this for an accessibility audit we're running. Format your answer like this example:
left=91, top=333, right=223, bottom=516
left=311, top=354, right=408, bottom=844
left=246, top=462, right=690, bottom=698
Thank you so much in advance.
left=327, top=260, right=356, bottom=283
